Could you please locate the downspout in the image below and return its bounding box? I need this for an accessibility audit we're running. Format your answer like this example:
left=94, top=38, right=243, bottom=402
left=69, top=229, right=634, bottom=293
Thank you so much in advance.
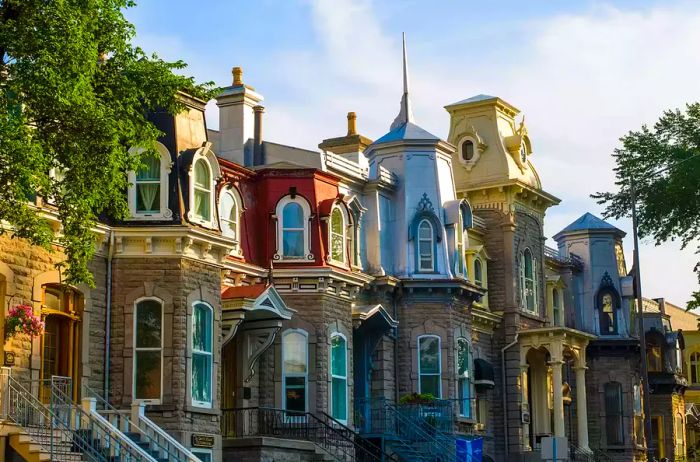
left=501, top=332, right=519, bottom=459
left=104, top=231, right=115, bottom=401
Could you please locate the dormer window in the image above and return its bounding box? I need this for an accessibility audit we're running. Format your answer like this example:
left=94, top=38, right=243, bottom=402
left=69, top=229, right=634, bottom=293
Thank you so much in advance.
left=219, top=187, right=243, bottom=252
left=193, top=160, right=211, bottom=221
left=418, top=220, right=435, bottom=272
left=596, top=279, right=621, bottom=336
left=127, top=142, right=172, bottom=220
left=329, top=206, right=347, bottom=264
left=136, top=157, right=161, bottom=213
left=461, top=140, right=475, bottom=162
left=275, top=195, right=312, bottom=261
left=474, top=258, right=483, bottom=287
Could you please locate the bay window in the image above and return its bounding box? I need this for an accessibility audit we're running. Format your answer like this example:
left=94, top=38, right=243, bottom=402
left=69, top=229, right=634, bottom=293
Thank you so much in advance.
left=192, top=302, right=213, bottom=408
left=276, top=196, right=311, bottom=260
left=418, top=335, right=441, bottom=397
left=134, top=299, right=163, bottom=403
left=283, top=330, right=308, bottom=413
left=330, top=333, right=348, bottom=422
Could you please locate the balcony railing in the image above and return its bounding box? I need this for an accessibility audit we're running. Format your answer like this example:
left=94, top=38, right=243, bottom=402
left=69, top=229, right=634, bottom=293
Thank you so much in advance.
left=545, top=246, right=584, bottom=269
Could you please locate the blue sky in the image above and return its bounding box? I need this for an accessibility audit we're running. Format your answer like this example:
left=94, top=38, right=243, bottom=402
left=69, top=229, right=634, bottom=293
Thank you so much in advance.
left=126, top=0, right=700, bottom=307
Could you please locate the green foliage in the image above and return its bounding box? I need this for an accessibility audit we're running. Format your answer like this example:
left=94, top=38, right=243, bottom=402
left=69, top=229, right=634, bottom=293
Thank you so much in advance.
left=0, top=0, right=216, bottom=285
left=592, top=103, right=700, bottom=310
left=399, top=392, right=436, bottom=404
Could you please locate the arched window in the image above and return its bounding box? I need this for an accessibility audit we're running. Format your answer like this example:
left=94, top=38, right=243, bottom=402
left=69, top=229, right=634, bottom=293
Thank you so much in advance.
left=134, top=299, right=163, bottom=403
left=418, top=335, right=441, bottom=397
left=520, top=249, right=538, bottom=313
left=474, top=259, right=483, bottom=287
left=219, top=189, right=240, bottom=241
left=127, top=143, right=171, bottom=220
left=461, top=140, right=475, bottom=162
left=283, top=202, right=305, bottom=257
left=330, top=207, right=346, bottom=263
left=192, top=302, right=213, bottom=408
left=599, top=291, right=617, bottom=334
left=690, top=352, right=700, bottom=384
left=647, top=345, right=663, bottom=372
left=330, top=333, right=348, bottom=422
left=135, top=156, right=161, bottom=214
left=193, top=159, right=212, bottom=222
left=418, top=220, right=435, bottom=272
left=604, top=381, right=624, bottom=445
left=283, top=330, right=308, bottom=413
left=456, top=338, right=471, bottom=418
left=552, top=288, right=561, bottom=326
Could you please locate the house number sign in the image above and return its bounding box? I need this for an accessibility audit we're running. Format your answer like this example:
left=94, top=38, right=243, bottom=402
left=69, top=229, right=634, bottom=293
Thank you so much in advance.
left=191, top=434, right=215, bottom=448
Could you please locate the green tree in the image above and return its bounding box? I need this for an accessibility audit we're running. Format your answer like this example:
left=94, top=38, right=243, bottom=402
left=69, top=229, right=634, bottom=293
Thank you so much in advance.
left=593, top=103, right=700, bottom=309
left=0, top=0, right=214, bottom=285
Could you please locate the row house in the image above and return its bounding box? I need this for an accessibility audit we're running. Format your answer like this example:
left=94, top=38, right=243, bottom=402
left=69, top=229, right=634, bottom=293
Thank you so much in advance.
left=0, top=46, right=690, bottom=462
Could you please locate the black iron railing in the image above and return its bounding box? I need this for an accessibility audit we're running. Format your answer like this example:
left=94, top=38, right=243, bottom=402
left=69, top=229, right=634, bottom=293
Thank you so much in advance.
left=221, top=406, right=392, bottom=462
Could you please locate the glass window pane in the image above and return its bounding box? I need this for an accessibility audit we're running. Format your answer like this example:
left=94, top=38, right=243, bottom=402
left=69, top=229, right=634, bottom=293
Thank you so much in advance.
left=192, top=451, right=212, bottom=462
left=136, top=301, right=161, bottom=348
left=194, top=160, right=210, bottom=188
left=136, top=184, right=160, bottom=213
left=419, top=240, right=432, bottom=255
left=419, top=337, right=440, bottom=374
left=331, top=208, right=343, bottom=234
left=524, top=250, right=533, bottom=277
left=332, top=377, right=347, bottom=420
left=285, top=376, right=306, bottom=413
left=283, top=332, right=307, bottom=374
left=195, top=189, right=210, bottom=220
left=419, top=221, right=432, bottom=239
left=283, top=230, right=304, bottom=257
left=137, top=156, right=160, bottom=181
left=420, top=375, right=440, bottom=397
left=192, top=352, right=211, bottom=404
left=457, top=340, right=469, bottom=376
left=459, top=378, right=471, bottom=417
left=283, top=202, right=304, bottom=228
left=331, top=336, right=346, bottom=377
left=135, top=350, right=161, bottom=399
left=331, top=234, right=344, bottom=261
left=193, top=304, right=212, bottom=353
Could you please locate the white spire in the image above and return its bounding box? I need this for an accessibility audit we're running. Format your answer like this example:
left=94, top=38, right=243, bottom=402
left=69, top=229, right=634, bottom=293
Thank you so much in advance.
left=390, top=32, right=414, bottom=131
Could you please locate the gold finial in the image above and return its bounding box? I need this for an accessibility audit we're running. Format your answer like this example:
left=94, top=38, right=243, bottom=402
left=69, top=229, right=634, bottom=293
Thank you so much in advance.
left=347, top=112, right=357, bottom=136
left=232, top=67, right=243, bottom=86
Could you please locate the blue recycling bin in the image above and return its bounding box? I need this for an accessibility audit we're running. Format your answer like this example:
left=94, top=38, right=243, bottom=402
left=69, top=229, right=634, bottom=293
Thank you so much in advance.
left=456, top=436, right=483, bottom=462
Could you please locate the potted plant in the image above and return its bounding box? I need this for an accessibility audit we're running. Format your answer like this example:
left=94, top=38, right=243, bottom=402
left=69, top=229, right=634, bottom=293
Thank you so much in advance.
left=5, top=304, right=44, bottom=341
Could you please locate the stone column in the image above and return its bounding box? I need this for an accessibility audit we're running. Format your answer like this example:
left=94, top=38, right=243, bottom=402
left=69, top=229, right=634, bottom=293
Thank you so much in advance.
left=551, top=360, right=565, bottom=438
left=575, top=365, right=590, bottom=451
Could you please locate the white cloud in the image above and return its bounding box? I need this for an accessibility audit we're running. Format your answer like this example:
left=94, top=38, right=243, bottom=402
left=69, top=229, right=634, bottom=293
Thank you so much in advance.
left=209, top=1, right=700, bottom=306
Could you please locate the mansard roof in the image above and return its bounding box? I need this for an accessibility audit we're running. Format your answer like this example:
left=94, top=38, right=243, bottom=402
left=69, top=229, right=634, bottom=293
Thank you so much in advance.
left=372, top=121, right=440, bottom=145
left=557, top=212, right=625, bottom=237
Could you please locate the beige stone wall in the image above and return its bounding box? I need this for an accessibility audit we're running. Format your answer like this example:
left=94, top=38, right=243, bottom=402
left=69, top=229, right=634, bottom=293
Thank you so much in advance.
left=0, top=234, right=107, bottom=393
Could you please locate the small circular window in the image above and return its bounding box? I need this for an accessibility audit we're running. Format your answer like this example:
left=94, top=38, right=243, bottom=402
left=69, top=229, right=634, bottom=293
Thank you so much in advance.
left=461, top=140, right=475, bottom=161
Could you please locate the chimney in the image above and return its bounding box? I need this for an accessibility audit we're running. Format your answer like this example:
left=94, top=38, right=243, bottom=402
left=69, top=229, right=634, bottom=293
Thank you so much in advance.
left=215, top=66, right=263, bottom=166
left=655, top=297, right=666, bottom=315
left=253, top=105, right=265, bottom=166
left=347, top=112, right=357, bottom=136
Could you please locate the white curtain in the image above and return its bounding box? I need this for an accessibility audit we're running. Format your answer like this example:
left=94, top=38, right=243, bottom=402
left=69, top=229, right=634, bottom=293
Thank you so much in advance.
left=137, top=184, right=159, bottom=212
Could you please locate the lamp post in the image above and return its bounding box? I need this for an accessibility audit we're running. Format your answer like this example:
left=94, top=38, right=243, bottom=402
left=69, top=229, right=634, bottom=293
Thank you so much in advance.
left=628, top=151, right=699, bottom=461
left=630, top=178, right=653, bottom=461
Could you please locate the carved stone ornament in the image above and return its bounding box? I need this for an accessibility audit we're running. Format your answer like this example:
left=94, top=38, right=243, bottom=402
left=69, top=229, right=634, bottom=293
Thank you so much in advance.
left=417, top=193, right=434, bottom=212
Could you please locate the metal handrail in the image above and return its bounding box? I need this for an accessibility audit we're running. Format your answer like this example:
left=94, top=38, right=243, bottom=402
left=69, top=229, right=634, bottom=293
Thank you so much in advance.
left=82, top=384, right=194, bottom=462
left=49, top=380, right=157, bottom=461
left=222, top=406, right=392, bottom=462
left=318, top=411, right=400, bottom=462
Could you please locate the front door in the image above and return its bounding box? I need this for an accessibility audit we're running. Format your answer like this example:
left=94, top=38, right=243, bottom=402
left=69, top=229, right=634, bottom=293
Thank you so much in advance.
left=221, top=339, right=238, bottom=437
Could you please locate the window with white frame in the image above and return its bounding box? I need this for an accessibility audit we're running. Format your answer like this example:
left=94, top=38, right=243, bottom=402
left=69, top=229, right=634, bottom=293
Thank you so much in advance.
left=474, top=258, right=483, bottom=287
left=193, top=159, right=212, bottom=222
left=690, top=352, right=700, bottom=384
left=283, top=330, right=308, bottom=413
left=192, top=302, right=213, bottom=408
left=520, top=249, right=538, bottom=313
left=134, top=299, right=163, bottom=403
left=191, top=449, right=212, bottom=462
left=457, top=338, right=472, bottom=418
left=418, top=220, right=435, bottom=272
left=276, top=196, right=311, bottom=260
left=127, top=143, right=171, bottom=220
left=552, top=288, right=561, bottom=326
left=329, top=207, right=346, bottom=263
left=219, top=188, right=240, bottom=242
left=456, top=221, right=466, bottom=277
left=418, top=335, right=441, bottom=397
left=330, top=333, right=348, bottom=422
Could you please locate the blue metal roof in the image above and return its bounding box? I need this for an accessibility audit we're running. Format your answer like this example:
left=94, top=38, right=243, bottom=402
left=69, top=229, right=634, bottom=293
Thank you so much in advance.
left=559, top=212, right=624, bottom=234
left=446, top=94, right=497, bottom=107
left=372, top=121, right=440, bottom=145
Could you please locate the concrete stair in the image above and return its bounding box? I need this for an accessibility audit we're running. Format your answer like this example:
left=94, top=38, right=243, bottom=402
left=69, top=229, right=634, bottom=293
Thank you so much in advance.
left=7, top=426, right=83, bottom=462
